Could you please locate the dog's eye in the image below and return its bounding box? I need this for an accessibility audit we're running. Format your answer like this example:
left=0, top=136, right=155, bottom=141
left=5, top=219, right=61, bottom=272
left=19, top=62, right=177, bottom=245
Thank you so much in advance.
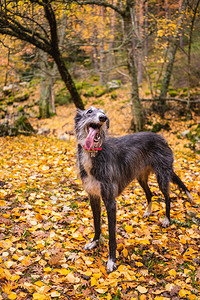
left=87, top=109, right=93, bottom=114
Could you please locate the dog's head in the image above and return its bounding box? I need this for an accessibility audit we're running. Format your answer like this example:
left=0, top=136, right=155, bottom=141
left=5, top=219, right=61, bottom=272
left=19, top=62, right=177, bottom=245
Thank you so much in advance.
left=74, top=106, right=109, bottom=152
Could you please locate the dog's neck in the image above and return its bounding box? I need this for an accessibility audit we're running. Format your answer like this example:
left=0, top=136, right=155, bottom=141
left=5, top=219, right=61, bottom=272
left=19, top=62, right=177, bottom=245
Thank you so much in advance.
left=81, top=140, right=102, bottom=157
left=84, top=146, right=102, bottom=157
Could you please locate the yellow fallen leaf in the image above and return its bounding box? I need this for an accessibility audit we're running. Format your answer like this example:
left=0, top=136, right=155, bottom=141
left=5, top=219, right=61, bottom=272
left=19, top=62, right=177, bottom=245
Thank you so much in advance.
left=179, top=289, right=190, bottom=297
left=51, top=290, right=60, bottom=297
left=135, top=262, right=143, bottom=267
left=183, top=247, right=197, bottom=256
left=12, top=254, right=19, bottom=261
left=34, top=281, right=44, bottom=287
left=107, top=293, right=112, bottom=300
left=180, top=237, right=187, bottom=244
left=93, top=272, right=102, bottom=279
left=125, top=224, right=133, bottom=233
left=44, top=267, right=51, bottom=272
left=188, top=295, right=197, bottom=300
left=95, top=287, right=108, bottom=294
left=165, top=283, right=174, bottom=291
left=5, top=260, right=15, bottom=268
left=91, top=276, right=97, bottom=286
left=84, top=270, right=92, bottom=277
left=8, top=293, right=17, bottom=300
left=154, top=297, right=170, bottom=300
left=137, top=286, right=148, bottom=293
left=4, top=269, right=11, bottom=280
left=122, top=248, right=128, bottom=257
left=0, top=200, right=6, bottom=206
left=33, top=293, right=46, bottom=300
left=10, top=275, right=20, bottom=281
left=66, top=272, right=80, bottom=283
left=60, top=268, right=70, bottom=275
left=168, top=269, right=177, bottom=277
left=140, top=295, right=147, bottom=300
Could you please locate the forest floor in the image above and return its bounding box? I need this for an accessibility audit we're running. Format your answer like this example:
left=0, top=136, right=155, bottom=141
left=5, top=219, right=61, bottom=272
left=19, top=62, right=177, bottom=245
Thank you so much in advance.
left=0, top=93, right=200, bottom=300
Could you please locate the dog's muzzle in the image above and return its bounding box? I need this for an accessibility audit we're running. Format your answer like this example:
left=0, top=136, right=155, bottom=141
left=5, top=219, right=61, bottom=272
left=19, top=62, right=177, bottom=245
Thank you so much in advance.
left=83, top=114, right=107, bottom=153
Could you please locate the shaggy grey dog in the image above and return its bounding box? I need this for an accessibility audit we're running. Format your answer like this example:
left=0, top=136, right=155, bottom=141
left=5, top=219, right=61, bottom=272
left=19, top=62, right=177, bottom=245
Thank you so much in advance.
left=74, top=106, right=192, bottom=273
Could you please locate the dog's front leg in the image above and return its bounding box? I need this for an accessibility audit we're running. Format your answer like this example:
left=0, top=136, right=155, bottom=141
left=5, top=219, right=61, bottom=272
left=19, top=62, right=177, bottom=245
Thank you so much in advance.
left=103, top=197, right=117, bottom=273
left=83, top=194, right=101, bottom=250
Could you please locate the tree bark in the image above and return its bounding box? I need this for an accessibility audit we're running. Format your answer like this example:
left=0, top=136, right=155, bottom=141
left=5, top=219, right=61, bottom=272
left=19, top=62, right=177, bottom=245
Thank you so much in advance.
left=187, top=0, right=200, bottom=110
left=53, top=52, right=84, bottom=110
left=158, top=0, right=188, bottom=116
left=137, top=0, right=144, bottom=84
left=158, top=41, right=178, bottom=115
left=124, top=0, right=144, bottom=131
left=39, top=76, right=51, bottom=119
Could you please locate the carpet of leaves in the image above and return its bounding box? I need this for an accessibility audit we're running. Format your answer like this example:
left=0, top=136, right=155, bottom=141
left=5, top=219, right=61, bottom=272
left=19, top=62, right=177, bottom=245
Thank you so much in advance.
left=0, top=113, right=200, bottom=300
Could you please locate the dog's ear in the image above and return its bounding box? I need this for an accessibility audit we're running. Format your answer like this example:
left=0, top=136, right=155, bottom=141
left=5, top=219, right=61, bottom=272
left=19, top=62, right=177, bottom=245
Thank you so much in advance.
left=106, top=118, right=110, bottom=129
left=74, top=109, right=83, bottom=124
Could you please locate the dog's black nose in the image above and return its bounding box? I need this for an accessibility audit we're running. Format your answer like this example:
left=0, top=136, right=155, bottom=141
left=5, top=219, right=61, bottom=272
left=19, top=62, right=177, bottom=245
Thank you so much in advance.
left=99, top=115, right=107, bottom=123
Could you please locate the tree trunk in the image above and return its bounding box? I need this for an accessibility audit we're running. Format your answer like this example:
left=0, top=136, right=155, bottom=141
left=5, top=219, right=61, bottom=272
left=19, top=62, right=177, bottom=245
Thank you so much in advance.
left=53, top=52, right=84, bottom=110
left=124, top=0, right=144, bottom=131
left=137, top=0, right=144, bottom=84
left=128, top=54, right=144, bottom=131
left=100, top=7, right=105, bottom=85
left=158, top=41, right=178, bottom=115
left=158, top=0, right=187, bottom=116
left=38, top=50, right=56, bottom=119
left=144, top=1, right=148, bottom=59
left=39, top=76, right=50, bottom=118
left=108, top=2, right=116, bottom=71
left=187, top=0, right=200, bottom=110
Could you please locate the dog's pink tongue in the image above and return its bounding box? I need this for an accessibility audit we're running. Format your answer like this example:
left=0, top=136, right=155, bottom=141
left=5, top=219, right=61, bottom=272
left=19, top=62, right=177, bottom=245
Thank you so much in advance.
left=84, top=127, right=98, bottom=151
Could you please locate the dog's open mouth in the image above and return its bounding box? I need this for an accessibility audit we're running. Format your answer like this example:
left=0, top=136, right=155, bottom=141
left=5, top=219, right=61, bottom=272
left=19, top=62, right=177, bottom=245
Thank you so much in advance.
left=83, top=123, right=102, bottom=151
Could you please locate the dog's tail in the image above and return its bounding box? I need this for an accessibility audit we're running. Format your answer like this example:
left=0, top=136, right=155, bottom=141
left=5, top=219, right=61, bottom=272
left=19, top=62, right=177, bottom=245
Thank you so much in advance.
left=171, top=171, right=193, bottom=201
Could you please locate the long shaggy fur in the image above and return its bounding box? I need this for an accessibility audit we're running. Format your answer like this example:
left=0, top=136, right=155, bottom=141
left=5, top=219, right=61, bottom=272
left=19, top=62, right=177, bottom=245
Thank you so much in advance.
left=75, top=106, right=193, bottom=273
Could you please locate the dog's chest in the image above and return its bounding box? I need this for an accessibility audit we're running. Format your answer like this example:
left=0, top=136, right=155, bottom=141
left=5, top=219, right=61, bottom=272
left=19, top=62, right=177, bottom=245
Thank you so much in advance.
left=79, top=151, right=101, bottom=196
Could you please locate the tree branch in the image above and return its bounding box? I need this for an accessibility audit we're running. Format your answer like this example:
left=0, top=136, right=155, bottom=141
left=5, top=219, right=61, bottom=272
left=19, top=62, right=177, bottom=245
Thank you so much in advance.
left=1, top=14, right=49, bottom=45
left=42, top=0, right=59, bottom=55
left=77, top=0, right=124, bottom=16
left=140, top=98, right=200, bottom=103
left=0, top=27, right=51, bottom=53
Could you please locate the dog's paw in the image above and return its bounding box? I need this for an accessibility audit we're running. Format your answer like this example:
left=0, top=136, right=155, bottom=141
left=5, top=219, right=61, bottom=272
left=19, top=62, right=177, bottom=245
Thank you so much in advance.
left=186, top=191, right=193, bottom=202
left=143, top=210, right=151, bottom=218
left=162, top=217, right=170, bottom=228
left=83, top=240, right=99, bottom=251
left=143, top=203, right=152, bottom=219
left=107, top=257, right=117, bottom=274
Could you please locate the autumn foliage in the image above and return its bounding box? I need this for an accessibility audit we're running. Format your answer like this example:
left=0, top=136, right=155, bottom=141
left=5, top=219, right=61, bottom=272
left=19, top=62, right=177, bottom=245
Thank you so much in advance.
left=0, top=98, right=199, bottom=300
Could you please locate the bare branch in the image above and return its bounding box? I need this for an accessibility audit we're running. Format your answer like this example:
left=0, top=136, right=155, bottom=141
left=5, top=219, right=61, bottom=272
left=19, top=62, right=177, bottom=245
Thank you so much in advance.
left=0, top=27, right=51, bottom=53
left=76, top=0, right=124, bottom=16
left=141, top=98, right=200, bottom=103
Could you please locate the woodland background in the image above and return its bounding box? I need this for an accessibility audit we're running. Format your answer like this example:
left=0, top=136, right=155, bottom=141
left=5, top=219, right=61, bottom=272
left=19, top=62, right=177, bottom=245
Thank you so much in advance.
left=0, top=0, right=200, bottom=299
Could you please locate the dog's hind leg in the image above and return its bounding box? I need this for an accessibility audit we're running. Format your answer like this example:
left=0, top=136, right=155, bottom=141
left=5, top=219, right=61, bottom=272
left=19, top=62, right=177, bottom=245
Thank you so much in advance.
left=156, top=172, right=171, bottom=227
left=171, top=171, right=193, bottom=201
left=138, top=176, right=153, bottom=219
left=83, top=195, right=101, bottom=250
